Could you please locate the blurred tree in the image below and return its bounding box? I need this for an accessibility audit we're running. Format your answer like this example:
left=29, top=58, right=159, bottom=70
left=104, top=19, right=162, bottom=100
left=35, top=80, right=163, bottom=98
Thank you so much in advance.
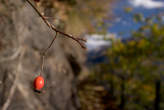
left=39, top=0, right=115, bottom=35
left=91, top=14, right=164, bottom=110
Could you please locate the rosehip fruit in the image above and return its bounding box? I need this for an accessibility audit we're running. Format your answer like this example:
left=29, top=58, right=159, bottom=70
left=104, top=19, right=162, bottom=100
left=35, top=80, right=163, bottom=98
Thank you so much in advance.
left=34, top=76, right=44, bottom=91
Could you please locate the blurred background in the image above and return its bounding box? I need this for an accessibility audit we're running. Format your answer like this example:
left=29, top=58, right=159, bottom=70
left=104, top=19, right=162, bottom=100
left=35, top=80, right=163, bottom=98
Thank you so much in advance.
left=0, top=0, right=164, bottom=110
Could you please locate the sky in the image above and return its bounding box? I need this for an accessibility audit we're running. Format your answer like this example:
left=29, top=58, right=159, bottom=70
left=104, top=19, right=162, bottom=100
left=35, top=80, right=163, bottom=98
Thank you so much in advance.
left=85, top=33, right=117, bottom=51
left=86, top=0, right=164, bottom=51
left=129, top=0, right=164, bottom=9
left=108, top=0, right=164, bottom=38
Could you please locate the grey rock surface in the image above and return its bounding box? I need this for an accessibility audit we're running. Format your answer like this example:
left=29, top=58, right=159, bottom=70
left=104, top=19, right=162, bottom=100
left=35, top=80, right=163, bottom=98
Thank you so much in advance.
left=0, top=0, right=85, bottom=110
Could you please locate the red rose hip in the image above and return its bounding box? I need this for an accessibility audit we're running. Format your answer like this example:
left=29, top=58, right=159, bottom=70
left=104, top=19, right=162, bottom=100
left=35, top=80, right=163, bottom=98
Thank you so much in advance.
left=34, top=76, right=44, bottom=91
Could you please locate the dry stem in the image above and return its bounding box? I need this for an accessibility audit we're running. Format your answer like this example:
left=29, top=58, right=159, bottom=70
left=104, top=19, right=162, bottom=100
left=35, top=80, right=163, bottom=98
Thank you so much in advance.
left=25, top=0, right=86, bottom=49
left=25, top=0, right=86, bottom=76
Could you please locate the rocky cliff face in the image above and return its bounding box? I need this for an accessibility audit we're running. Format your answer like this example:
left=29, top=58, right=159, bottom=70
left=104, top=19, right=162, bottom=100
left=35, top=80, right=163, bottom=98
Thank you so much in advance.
left=0, top=0, right=85, bottom=110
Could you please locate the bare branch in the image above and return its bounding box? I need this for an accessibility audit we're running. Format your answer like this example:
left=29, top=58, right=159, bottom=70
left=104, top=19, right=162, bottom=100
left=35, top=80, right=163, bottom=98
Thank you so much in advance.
left=38, top=32, right=58, bottom=76
left=43, top=32, right=58, bottom=55
left=25, top=0, right=86, bottom=49
left=25, top=0, right=86, bottom=77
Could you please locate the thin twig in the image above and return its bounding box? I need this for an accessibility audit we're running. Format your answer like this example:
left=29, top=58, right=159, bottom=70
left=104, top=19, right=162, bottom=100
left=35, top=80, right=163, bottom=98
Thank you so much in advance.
left=39, top=32, right=58, bottom=75
left=40, top=55, right=45, bottom=76
left=25, top=0, right=86, bottom=49
left=43, top=32, right=58, bottom=55
left=25, top=0, right=86, bottom=76
left=25, top=0, right=50, bottom=27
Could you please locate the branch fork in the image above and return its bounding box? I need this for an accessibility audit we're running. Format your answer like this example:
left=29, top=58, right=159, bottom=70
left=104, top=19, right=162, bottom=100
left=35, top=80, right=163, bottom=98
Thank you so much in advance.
left=25, top=0, right=86, bottom=75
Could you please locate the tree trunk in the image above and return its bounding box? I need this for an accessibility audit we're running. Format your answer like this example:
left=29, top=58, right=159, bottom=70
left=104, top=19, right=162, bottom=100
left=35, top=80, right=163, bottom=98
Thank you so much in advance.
left=154, top=79, right=161, bottom=110
left=119, top=78, right=125, bottom=110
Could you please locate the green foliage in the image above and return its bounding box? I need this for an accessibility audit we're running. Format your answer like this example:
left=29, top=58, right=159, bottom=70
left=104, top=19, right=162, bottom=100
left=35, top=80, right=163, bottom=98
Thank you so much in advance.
left=133, top=13, right=144, bottom=22
left=91, top=15, right=164, bottom=109
left=124, top=7, right=133, bottom=13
